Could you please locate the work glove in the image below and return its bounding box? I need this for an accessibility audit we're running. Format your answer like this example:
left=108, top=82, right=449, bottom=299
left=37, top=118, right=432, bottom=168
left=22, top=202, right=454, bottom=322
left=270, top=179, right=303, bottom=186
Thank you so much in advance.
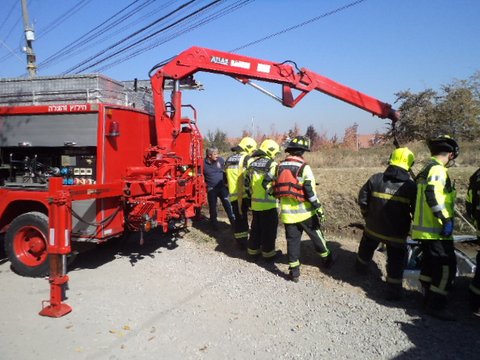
left=440, top=218, right=454, bottom=237
left=315, top=206, right=326, bottom=222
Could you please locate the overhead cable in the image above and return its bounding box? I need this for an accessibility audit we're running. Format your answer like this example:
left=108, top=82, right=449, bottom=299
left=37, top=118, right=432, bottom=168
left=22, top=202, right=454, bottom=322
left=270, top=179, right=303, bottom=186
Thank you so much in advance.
left=36, top=0, right=94, bottom=40
left=0, top=0, right=18, bottom=35
left=38, top=0, right=154, bottom=70
left=63, top=0, right=201, bottom=74
left=97, top=0, right=254, bottom=73
left=230, top=0, right=368, bottom=53
left=71, top=0, right=226, bottom=74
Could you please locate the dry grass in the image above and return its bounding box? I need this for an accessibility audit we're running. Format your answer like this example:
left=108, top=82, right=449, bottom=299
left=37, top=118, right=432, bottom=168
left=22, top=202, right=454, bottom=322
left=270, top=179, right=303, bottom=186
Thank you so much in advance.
left=303, top=140, right=480, bottom=168
left=216, top=141, right=480, bottom=238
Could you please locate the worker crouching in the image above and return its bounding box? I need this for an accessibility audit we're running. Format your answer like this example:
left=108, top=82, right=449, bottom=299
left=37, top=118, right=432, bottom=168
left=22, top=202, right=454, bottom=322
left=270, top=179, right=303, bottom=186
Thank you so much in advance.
left=245, top=139, right=281, bottom=261
left=356, top=147, right=417, bottom=301
left=274, top=136, right=333, bottom=282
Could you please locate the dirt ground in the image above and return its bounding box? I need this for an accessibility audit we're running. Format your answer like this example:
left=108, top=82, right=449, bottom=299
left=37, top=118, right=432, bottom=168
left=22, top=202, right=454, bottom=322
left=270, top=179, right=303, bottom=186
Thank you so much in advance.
left=0, top=166, right=478, bottom=359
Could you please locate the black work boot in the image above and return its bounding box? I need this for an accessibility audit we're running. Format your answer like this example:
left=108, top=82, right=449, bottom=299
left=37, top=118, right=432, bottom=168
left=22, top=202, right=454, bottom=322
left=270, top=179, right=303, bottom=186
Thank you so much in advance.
left=424, top=307, right=456, bottom=321
left=321, top=252, right=335, bottom=269
left=355, top=259, right=369, bottom=275
left=469, top=289, right=480, bottom=314
left=424, top=294, right=455, bottom=321
left=236, top=238, right=247, bottom=250
left=289, top=267, right=300, bottom=283
left=385, top=283, right=404, bottom=301
left=210, top=219, right=219, bottom=230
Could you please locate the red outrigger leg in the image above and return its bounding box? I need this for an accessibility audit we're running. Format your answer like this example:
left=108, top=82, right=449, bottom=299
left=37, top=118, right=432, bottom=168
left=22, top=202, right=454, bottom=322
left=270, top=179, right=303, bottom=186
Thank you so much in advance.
left=39, top=177, right=72, bottom=317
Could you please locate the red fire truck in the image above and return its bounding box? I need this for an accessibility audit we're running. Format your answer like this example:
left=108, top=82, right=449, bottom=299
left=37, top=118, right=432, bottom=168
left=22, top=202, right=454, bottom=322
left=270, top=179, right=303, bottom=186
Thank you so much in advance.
left=0, top=46, right=397, bottom=316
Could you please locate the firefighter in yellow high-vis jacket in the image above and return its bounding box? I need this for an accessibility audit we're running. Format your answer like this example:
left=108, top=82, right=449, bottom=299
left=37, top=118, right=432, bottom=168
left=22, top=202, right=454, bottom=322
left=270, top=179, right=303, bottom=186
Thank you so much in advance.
left=224, top=137, right=257, bottom=249
left=412, top=135, right=459, bottom=321
left=245, top=139, right=281, bottom=261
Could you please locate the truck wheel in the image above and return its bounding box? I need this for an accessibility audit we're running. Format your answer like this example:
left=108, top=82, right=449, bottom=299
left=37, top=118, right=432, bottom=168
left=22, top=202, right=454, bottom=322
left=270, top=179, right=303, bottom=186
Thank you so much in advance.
left=5, top=212, right=49, bottom=277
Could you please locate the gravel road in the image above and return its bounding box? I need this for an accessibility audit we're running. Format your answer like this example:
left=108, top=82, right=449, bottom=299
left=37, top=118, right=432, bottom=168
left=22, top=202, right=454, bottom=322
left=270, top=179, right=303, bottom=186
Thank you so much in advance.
left=1, top=221, right=479, bottom=360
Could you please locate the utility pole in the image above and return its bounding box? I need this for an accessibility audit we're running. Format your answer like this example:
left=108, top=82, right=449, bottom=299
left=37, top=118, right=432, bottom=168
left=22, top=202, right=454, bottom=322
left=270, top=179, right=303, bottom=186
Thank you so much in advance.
left=20, top=0, right=37, bottom=77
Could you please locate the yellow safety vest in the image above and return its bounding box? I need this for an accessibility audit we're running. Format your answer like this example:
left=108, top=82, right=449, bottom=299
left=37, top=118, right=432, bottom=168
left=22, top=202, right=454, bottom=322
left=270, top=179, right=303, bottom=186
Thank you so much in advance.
left=225, top=152, right=250, bottom=202
left=246, top=156, right=278, bottom=211
left=412, top=157, right=456, bottom=240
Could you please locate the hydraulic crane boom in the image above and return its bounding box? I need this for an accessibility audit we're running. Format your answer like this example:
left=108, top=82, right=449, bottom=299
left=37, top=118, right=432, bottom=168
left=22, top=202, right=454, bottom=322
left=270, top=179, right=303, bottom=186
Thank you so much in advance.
left=150, top=46, right=398, bottom=147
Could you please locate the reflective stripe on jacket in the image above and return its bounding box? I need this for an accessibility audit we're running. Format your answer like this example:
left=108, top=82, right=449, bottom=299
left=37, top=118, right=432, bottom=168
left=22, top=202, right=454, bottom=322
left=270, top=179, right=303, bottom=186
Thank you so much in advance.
left=245, top=156, right=278, bottom=211
left=225, top=152, right=250, bottom=201
left=412, top=157, right=456, bottom=240
left=466, top=168, right=480, bottom=234
left=358, top=165, right=416, bottom=244
left=278, top=157, right=319, bottom=224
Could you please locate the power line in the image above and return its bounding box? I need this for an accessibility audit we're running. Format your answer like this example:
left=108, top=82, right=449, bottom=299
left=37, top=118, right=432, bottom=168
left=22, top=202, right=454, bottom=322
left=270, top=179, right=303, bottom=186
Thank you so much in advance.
left=36, top=0, right=94, bottom=40
left=63, top=0, right=199, bottom=74
left=147, top=0, right=368, bottom=78
left=0, top=0, right=18, bottom=35
left=230, top=0, right=368, bottom=53
left=73, top=0, right=230, bottom=74
left=38, top=0, right=155, bottom=70
left=0, top=38, right=24, bottom=64
left=64, top=0, right=209, bottom=74
left=95, top=0, right=254, bottom=73
left=0, top=2, right=24, bottom=63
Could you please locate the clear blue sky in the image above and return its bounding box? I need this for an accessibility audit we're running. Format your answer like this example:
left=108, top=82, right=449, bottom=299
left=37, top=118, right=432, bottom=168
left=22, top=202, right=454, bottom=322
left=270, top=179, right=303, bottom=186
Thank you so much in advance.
left=1, top=0, right=479, bottom=138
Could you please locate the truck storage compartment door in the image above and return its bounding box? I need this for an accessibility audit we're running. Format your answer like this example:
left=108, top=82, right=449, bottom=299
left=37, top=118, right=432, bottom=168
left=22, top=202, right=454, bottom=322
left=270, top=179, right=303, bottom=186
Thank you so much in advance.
left=0, top=113, right=98, bottom=147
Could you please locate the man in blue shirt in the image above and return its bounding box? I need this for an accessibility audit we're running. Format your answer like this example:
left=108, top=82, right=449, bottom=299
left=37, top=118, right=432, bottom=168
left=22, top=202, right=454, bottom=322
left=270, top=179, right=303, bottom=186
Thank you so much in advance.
left=203, top=147, right=235, bottom=230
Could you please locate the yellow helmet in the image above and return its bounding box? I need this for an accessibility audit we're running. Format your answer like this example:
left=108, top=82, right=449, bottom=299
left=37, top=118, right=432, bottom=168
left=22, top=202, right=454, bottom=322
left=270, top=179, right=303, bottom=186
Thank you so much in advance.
left=237, top=137, right=257, bottom=154
left=259, top=139, right=280, bottom=159
left=389, top=147, right=415, bottom=171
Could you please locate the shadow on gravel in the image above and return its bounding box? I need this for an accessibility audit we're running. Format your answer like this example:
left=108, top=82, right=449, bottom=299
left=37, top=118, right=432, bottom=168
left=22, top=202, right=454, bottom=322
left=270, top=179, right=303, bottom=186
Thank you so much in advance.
left=317, top=240, right=480, bottom=358
left=192, top=217, right=291, bottom=281
left=0, top=234, right=6, bottom=261
left=68, top=229, right=180, bottom=272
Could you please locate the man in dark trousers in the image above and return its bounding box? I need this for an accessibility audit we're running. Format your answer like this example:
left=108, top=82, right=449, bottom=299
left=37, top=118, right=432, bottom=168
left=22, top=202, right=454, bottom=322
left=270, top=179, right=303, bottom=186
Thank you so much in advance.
left=203, top=147, right=235, bottom=230
left=274, top=136, right=333, bottom=282
left=356, top=147, right=417, bottom=301
left=412, top=135, right=460, bottom=321
left=245, top=139, right=281, bottom=261
left=225, top=137, right=257, bottom=248
left=466, top=167, right=480, bottom=314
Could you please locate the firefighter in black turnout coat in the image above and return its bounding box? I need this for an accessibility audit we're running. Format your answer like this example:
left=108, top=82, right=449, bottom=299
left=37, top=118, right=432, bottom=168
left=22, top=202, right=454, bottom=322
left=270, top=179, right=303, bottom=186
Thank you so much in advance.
left=466, top=167, right=480, bottom=313
left=356, top=147, right=417, bottom=300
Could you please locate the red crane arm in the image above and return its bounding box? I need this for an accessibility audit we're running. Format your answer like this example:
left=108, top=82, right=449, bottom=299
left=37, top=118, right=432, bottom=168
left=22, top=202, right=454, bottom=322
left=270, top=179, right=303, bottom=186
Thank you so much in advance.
left=150, top=46, right=398, bottom=146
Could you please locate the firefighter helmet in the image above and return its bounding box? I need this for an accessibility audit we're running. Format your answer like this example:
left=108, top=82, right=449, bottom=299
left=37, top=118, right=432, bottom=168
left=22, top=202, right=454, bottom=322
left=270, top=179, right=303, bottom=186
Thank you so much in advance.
left=236, top=137, right=257, bottom=154
left=285, top=136, right=311, bottom=152
left=427, top=135, right=459, bottom=159
left=389, top=147, right=415, bottom=171
left=259, top=139, right=280, bottom=159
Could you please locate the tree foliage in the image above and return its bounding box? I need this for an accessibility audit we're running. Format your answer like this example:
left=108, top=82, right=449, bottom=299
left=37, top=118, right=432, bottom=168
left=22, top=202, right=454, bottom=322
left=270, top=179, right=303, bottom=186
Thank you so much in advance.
left=204, top=128, right=230, bottom=152
left=389, top=72, right=480, bottom=142
left=343, top=123, right=359, bottom=150
left=305, top=125, right=320, bottom=151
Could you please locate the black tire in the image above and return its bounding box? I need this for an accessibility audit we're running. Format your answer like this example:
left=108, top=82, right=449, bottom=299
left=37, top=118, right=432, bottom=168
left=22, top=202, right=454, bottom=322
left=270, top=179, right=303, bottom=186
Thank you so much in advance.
left=5, top=212, right=49, bottom=277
